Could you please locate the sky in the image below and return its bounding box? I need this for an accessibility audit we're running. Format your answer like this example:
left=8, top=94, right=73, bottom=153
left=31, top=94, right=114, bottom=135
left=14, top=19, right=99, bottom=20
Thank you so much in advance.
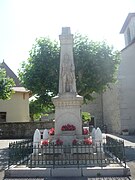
left=0, top=0, right=135, bottom=75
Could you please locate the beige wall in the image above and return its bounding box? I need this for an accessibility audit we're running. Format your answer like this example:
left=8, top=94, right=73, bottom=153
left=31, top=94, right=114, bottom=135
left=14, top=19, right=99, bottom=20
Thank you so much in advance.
left=0, top=91, right=30, bottom=122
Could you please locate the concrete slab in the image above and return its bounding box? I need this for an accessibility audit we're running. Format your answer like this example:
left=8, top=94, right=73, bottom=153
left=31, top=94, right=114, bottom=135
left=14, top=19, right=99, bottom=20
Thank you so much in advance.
left=51, top=168, right=82, bottom=177
left=5, top=168, right=51, bottom=178
left=82, top=166, right=130, bottom=177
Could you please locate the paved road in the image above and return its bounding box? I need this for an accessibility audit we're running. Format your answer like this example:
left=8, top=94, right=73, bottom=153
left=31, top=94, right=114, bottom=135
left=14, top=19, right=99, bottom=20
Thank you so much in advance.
left=0, top=135, right=135, bottom=180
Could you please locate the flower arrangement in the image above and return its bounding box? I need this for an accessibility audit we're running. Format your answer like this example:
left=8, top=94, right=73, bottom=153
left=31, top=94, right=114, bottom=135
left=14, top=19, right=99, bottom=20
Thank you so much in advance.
left=49, top=128, right=55, bottom=135
left=61, top=124, right=76, bottom=131
left=83, top=128, right=89, bottom=135
left=41, top=140, right=49, bottom=146
left=56, top=138, right=63, bottom=146
left=84, top=138, right=92, bottom=145
left=72, top=139, right=78, bottom=145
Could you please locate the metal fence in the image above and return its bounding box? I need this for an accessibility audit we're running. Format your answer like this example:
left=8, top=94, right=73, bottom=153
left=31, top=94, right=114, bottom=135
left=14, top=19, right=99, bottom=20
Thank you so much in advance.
left=105, top=135, right=126, bottom=163
left=8, top=136, right=126, bottom=168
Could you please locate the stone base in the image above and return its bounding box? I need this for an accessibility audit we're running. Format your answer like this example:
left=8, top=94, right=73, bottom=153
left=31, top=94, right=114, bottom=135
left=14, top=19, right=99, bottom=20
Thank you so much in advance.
left=55, top=134, right=76, bottom=145
left=52, top=93, right=83, bottom=135
left=50, top=134, right=90, bottom=146
left=62, top=130, right=76, bottom=135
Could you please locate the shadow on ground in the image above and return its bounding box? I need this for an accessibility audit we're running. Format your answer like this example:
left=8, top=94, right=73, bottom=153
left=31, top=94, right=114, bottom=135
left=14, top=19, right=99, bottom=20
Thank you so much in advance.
left=117, top=135, right=135, bottom=143
left=125, top=146, right=135, bottom=162
left=0, top=148, right=9, bottom=170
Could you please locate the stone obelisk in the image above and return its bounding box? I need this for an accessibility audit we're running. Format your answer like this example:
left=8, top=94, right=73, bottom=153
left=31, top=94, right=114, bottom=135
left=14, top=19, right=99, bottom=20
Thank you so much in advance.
left=52, top=27, right=83, bottom=136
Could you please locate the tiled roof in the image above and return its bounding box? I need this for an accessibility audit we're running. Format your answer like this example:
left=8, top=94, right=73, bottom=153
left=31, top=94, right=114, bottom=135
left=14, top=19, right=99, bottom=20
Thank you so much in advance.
left=0, top=61, right=21, bottom=87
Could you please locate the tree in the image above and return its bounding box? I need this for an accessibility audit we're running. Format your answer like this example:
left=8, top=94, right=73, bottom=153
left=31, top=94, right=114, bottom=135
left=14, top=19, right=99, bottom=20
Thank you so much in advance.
left=0, top=68, right=15, bottom=100
left=19, top=34, right=120, bottom=105
left=29, top=100, right=43, bottom=121
left=29, top=99, right=54, bottom=121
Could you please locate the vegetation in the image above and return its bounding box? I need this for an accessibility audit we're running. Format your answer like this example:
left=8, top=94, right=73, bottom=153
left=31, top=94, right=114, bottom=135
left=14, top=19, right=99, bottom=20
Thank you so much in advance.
left=82, top=112, right=91, bottom=122
left=0, top=68, right=15, bottom=100
left=29, top=99, right=54, bottom=121
left=19, top=33, right=120, bottom=108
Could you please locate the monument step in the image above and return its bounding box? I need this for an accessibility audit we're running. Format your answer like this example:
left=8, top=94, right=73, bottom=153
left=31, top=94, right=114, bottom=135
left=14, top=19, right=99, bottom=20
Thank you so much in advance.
left=4, top=166, right=130, bottom=178
left=4, top=177, right=130, bottom=180
left=3, top=176, right=130, bottom=180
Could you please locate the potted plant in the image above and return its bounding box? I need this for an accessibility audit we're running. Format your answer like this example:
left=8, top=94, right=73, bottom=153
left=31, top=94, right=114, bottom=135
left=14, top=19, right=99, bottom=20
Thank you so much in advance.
left=83, top=138, right=92, bottom=145
left=41, top=140, right=49, bottom=146
left=72, top=139, right=78, bottom=145
left=122, top=129, right=129, bottom=135
left=83, top=128, right=89, bottom=135
left=49, top=128, right=55, bottom=135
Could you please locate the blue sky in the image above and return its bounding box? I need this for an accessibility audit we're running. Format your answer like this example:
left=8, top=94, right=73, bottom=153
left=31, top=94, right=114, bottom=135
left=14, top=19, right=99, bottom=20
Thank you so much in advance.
left=0, top=0, right=135, bottom=75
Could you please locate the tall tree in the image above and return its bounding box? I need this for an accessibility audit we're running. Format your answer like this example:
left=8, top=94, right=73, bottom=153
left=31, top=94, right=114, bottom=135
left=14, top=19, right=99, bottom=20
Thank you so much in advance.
left=0, top=68, right=15, bottom=100
left=19, top=34, right=120, bottom=105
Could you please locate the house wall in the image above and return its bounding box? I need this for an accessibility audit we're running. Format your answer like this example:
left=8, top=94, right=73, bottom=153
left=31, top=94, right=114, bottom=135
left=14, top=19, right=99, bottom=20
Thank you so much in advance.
left=0, top=91, right=30, bottom=122
left=102, top=83, right=121, bottom=133
left=82, top=85, right=121, bottom=134
left=119, top=42, right=135, bottom=133
left=124, top=17, right=135, bottom=46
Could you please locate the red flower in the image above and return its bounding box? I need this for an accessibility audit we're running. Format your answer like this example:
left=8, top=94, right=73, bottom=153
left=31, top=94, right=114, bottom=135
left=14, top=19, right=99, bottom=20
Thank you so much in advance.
left=84, top=138, right=92, bottom=145
left=61, top=124, right=76, bottom=131
left=83, top=128, right=89, bottom=135
left=56, top=138, right=63, bottom=146
left=72, top=139, right=78, bottom=145
left=49, top=128, right=55, bottom=135
left=41, top=140, right=49, bottom=146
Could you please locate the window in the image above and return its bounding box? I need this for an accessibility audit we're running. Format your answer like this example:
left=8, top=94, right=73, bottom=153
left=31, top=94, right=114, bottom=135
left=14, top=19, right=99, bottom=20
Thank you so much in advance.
left=127, top=28, right=131, bottom=44
left=0, top=112, right=6, bottom=122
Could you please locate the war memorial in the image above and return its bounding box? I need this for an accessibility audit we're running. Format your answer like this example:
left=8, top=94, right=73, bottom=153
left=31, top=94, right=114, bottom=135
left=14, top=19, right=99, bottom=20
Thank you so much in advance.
left=4, top=27, right=130, bottom=178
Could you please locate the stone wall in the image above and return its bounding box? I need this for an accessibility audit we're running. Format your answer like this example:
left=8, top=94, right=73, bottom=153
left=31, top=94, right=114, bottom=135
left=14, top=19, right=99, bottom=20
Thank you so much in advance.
left=102, top=83, right=121, bottom=133
left=82, top=93, right=102, bottom=128
left=82, top=87, right=121, bottom=134
left=0, top=121, right=54, bottom=139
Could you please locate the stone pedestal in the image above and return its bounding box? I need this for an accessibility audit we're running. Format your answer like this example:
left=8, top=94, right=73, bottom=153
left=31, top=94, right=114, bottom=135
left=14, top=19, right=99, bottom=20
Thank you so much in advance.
left=52, top=93, right=83, bottom=136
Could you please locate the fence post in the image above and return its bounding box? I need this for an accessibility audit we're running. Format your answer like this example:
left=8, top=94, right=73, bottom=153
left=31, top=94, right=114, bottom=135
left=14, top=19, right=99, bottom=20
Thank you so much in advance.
left=33, top=129, right=41, bottom=154
left=8, top=143, right=11, bottom=168
left=53, top=143, right=55, bottom=169
left=122, top=140, right=126, bottom=168
left=76, top=144, right=79, bottom=168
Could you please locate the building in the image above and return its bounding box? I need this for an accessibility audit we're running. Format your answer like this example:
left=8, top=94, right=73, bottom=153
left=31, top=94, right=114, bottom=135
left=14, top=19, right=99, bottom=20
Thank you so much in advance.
left=119, top=13, right=135, bottom=133
left=0, top=61, right=30, bottom=122
left=82, top=13, right=135, bottom=134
